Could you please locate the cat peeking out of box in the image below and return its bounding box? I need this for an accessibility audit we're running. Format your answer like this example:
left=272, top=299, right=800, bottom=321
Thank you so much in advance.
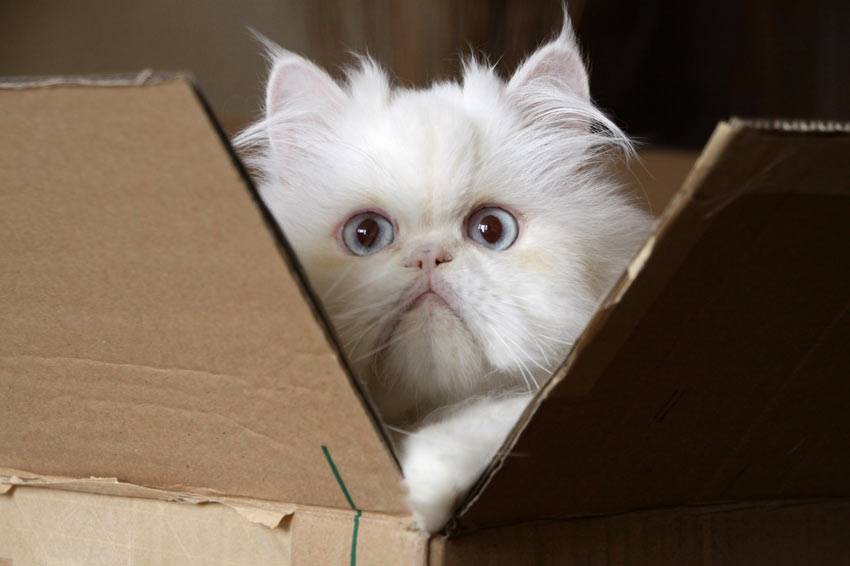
left=235, top=10, right=650, bottom=533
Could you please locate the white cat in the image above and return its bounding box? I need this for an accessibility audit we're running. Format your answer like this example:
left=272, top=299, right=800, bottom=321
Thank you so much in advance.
left=236, top=14, right=651, bottom=533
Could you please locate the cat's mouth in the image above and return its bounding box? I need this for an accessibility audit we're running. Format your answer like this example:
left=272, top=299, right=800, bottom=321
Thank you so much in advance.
left=376, top=280, right=469, bottom=349
left=400, top=277, right=462, bottom=318
left=407, top=290, right=451, bottom=312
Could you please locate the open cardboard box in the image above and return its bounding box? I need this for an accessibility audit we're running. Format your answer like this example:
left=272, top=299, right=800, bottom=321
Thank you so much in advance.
left=1, top=75, right=849, bottom=565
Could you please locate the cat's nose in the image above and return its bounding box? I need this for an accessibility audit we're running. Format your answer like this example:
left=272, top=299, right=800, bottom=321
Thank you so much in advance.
left=405, top=244, right=453, bottom=272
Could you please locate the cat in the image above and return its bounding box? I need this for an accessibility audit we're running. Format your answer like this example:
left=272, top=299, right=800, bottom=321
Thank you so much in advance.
left=235, top=12, right=651, bottom=533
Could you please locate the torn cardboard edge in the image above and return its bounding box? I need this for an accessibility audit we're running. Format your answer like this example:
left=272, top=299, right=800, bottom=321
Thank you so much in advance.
left=733, top=116, right=850, bottom=133
left=0, top=485, right=294, bottom=566
left=0, top=70, right=186, bottom=89
left=17, top=469, right=850, bottom=544
left=0, top=468, right=294, bottom=528
left=4, top=487, right=849, bottom=566
left=0, top=468, right=417, bottom=534
left=0, top=469, right=425, bottom=566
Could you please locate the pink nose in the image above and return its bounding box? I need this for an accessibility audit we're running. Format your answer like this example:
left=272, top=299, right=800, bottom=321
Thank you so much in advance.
left=405, top=244, right=453, bottom=272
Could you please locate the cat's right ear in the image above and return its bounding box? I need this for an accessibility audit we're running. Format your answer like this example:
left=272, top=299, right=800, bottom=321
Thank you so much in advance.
left=265, top=51, right=345, bottom=118
left=263, top=46, right=345, bottom=158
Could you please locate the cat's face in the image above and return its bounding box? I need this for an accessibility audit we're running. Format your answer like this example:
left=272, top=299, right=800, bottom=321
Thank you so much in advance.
left=239, top=32, right=650, bottom=424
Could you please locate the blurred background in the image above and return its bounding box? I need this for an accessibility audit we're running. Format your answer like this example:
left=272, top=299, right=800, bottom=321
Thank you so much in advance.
left=2, top=0, right=847, bottom=147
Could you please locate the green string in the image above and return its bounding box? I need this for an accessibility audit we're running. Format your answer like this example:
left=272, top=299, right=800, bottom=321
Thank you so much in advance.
left=321, top=445, right=361, bottom=566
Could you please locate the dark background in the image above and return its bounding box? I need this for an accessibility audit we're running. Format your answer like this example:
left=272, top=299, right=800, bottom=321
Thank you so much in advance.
left=2, top=0, right=847, bottom=147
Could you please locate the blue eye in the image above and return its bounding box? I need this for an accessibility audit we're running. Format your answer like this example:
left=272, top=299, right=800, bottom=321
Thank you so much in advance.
left=467, top=207, right=518, bottom=250
left=342, top=212, right=394, bottom=256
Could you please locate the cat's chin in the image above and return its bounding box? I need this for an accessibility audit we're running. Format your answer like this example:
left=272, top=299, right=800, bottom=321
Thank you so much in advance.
left=379, top=285, right=472, bottom=356
left=398, top=290, right=471, bottom=343
left=370, top=302, right=486, bottom=423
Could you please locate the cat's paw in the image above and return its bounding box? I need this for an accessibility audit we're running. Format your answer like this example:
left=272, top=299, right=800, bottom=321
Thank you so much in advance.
left=401, top=438, right=470, bottom=533
left=398, top=394, right=532, bottom=533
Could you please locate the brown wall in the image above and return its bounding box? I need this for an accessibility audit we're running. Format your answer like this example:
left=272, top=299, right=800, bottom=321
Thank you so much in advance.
left=2, top=1, right=846, bottom=145
left=0, top=1, right=568, bottom=129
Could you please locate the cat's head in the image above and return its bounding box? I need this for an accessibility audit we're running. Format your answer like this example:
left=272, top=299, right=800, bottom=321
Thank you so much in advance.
left=236, top=19, right=651, bottom=424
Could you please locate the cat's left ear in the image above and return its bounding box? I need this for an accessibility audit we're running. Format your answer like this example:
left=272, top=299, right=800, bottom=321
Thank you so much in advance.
left=506, top=14, right=590, bottom=103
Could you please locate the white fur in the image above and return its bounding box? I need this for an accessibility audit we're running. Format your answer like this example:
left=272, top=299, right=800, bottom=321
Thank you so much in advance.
left=236, top=13, right=651, bottom=533
left=395, top=393, right=532, bottom=532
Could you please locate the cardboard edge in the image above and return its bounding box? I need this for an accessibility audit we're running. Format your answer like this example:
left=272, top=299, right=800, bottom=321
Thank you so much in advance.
left=441, top=497, right=850, bottom=538
left=1, top=468, right=422, bottom=531
left=446, top=121, right=743, bottom=532
left=0, top=468, right=294, bottom=528
left=533, top=120, right=738, bottom=397
left=731, top=116, right=850, bottom=134
left=2, top=474, right=427, bottom=566
left=0, top=70, right=189, bottom=89
left=184, top=77, right=403, bottom=474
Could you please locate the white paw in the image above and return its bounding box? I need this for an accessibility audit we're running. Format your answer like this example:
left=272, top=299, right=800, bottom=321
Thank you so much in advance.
left=402, top=436, right=474, bottom=532
left=398, top=394, right=532, bottom=533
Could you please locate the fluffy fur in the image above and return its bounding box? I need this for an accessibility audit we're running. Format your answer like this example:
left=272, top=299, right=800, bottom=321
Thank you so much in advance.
left=236, top=14, right=651, bottom=532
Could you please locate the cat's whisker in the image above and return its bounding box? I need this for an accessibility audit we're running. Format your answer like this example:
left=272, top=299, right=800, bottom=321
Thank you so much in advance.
left=502, top=327, right=546, bottom=388
left=502, top=318, right=560, bottom=367
left=470, top=286, right=565, bottom=369
left=321, top=262, right=356, bottom=301
left=353, top=328, right=415, bottom=361
left=533, top=332, right=575, bottom=347
left=384, top=424, right=413, bottom=436
left=341, top=315, right=385, bottom=349
left=334, top=319, right=378, bottom=345
left=524, top=368, right=539, bottom=392
left=487, top=327, right=536, bottom=393
left=332, top=296, right=398, bottom=320
left=324, top=266, right=397, bottom=304
left=344, top=322, right=382, bottom=354
left=346, top=312, right=401, bottom=360
left=532, top=340, right=552, bottom=368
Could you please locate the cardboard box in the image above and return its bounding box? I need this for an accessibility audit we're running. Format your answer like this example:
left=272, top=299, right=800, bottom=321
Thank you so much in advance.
left=1, top=75, right=849, bottom=565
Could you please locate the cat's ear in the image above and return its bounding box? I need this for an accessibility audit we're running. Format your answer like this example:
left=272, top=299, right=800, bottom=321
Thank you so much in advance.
left=263, top=45, right=345, bottom=158
left=265, top=51, right=345, bottom=118
left=506, top=14, right=590, bottom=104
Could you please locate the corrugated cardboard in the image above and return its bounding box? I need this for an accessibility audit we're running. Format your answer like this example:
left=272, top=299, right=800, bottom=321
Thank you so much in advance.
left=433, top=499, right=850, bottom=566
left=457, top=119, right=850, bottom=529
left=1, top=76, right=848, bottom=565
left=0, top=485, right=292, bottom=565
left=0, top=74, right=405, bottom=515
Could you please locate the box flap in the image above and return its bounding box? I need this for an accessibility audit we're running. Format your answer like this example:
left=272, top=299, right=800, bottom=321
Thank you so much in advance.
left=0, top=485, right=293, bottom=565
left=434, top=499, right=850, bottom=565
left=0, top=77, right=407, bottom=515
left=458, top=119, right=850, bottom=528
